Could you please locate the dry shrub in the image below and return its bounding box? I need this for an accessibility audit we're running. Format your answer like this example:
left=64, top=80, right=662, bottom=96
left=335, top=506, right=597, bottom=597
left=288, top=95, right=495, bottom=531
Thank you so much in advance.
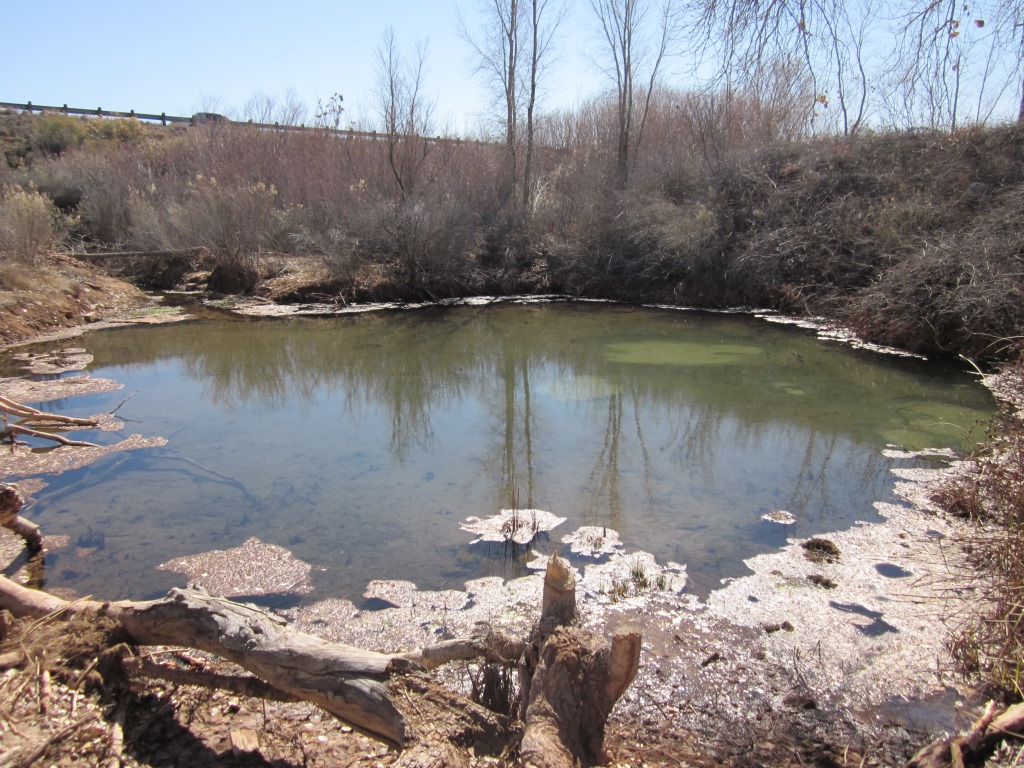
left=32, top=113, right=89, bottom=156
left=164, top=176, right=277, bottom=293
left=0, top=185, right=64, bottom=264
left=843, top=183, right=1024, bottom=359
left=936, top=370, right=1024, bottom=697
left=843, top=240, right=1024, bottom=358
left=345, top=195, right=483, bottom=300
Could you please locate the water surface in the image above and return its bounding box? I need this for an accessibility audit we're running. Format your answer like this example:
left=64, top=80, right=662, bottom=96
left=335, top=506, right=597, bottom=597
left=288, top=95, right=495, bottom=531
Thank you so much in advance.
left=10, top=303, right=993, bottom=601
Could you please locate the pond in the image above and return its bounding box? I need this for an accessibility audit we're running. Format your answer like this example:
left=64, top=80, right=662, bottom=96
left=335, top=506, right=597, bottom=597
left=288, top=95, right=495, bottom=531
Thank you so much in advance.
left=6, top=302, right=995, bottom=603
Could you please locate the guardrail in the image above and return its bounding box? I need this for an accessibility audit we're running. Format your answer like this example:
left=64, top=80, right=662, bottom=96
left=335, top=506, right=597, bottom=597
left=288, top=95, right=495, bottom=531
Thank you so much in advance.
left=0, top=101, right=191, bottom=125
left=0, top=101, right=485, bottom=146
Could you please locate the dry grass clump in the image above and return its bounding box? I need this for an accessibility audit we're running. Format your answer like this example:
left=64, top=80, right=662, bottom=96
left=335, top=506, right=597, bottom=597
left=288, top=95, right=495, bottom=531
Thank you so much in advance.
left=0, top=185, right=66, bottom=265
left=934, top=363, right=1024, bottom=698
left=0, top=610, right=128, bottom=765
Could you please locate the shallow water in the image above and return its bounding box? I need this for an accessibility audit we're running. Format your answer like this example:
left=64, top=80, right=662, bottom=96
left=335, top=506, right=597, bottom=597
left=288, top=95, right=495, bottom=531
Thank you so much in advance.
left=7, top=303, right=994, bottom=602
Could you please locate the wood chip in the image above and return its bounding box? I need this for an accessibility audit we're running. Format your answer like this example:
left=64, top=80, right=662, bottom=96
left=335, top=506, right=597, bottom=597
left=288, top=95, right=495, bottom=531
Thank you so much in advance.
left=230, top=728, right=260, bottom=756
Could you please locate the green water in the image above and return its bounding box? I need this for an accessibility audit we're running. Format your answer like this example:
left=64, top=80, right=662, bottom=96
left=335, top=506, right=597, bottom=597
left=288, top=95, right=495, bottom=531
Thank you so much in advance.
left=7, top=303, right=994, bottom=602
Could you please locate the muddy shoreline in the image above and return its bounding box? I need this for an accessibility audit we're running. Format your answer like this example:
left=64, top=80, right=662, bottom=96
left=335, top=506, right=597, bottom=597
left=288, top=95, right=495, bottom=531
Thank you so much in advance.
left=0, top=296, right=1001, bottom=766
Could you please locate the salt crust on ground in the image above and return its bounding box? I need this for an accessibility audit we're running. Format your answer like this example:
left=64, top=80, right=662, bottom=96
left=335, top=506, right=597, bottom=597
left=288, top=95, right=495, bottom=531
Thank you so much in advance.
left=0, top=374, right=123, bottom=403
left=562, top=525, right=624, bottom=557
left=276, top=463, right=975, bottom=732
left=459, top=508, right=567, bottom=545
left=0, top=433, right=168, bottom=479
left=158, top=537, right=314, bottom=597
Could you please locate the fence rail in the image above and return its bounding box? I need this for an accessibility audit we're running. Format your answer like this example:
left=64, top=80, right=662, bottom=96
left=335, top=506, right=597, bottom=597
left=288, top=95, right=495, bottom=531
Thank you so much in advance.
left=0, top=101, right=192, bottom=125
left=0, top=101, right=485, bottom=146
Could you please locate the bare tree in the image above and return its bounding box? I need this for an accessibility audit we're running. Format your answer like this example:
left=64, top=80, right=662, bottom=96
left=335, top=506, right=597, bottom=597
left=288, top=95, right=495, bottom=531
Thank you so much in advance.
left=375, top=27, right=436, bottom=199
left=888, top=0, right=1024, bottom=130
left=590, top=0, right=676, bottom=186
left=242, top=89, right=308, bottom=126
left=679, top=0, right=878, bottom=137
left=522, top=0, right=566, bottom=207
left=468, top=0, right=522, bottom=202
left=464, top=0, right=566, bottom=206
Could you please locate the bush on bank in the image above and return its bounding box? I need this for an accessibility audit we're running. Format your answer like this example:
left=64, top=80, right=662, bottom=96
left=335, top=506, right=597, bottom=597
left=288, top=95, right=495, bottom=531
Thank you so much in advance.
left=1, top=107, right=1022, bottom=361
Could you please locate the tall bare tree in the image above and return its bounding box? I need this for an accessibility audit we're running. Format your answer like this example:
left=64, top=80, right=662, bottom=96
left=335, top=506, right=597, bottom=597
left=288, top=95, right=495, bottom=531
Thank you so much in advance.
left=464, top=0, right=565, bottom=206
left=375, top=27, right=435, bottom=199
left=590, top=0, right=676, bottom=186
left=522, top=0, right=566, bottom=207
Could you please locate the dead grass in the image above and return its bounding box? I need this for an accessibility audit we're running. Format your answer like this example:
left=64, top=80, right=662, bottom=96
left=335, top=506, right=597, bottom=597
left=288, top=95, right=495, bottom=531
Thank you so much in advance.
left=933, top=362, right=1024, bottom=700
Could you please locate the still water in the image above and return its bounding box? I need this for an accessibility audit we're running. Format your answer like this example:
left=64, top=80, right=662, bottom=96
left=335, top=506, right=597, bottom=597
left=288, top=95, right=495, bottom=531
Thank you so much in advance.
left=11, top=303, right=994, bottom=602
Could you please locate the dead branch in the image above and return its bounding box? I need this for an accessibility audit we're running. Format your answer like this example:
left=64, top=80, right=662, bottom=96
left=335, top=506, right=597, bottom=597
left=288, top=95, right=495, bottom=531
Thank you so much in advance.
left=0, top=549, right=641, bottom=767
left=1, top=424, right=99, bottom=448
left=397, top=630, right=528, bottom=670
left=123, top=655, right=299, bottom=702
left=0, top=395, right=98, bottom=427
left=906, top=700, right=1024, bottom=768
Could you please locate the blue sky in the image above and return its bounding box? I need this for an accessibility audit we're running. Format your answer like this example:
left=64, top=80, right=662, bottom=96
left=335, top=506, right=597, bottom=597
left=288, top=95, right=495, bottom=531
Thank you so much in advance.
left=1, top=0, right=604, bottom=135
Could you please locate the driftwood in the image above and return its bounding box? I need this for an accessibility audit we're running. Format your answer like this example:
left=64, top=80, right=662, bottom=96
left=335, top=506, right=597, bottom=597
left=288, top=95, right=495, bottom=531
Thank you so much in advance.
left=1, top=424, right=100, bottom=448
left=0, top=395, right=99, bottom=427
left=0, top=485, right=42, bottom=554
left=0, top=550, right=642, bottom=767
left=1, top=396, right=100, bottom=448
left=906, top=700, right=1024, bottom=768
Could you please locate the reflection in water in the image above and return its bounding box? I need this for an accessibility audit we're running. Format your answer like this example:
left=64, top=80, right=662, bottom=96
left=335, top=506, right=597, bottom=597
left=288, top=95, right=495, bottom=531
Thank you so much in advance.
left=14, top=303, right=995, bottom=601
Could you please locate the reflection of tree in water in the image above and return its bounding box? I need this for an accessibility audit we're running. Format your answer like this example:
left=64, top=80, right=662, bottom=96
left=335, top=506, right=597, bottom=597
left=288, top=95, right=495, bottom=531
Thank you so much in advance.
left=78, top=305, right=981, bottom=538
left=158, top=315, right=481, bottom=460
left=481, top=332, right=541, bottom=512
left=782, top=430, right=894, bottom=528
left=662, top=400, right=720, bottom=488
left=584, top=391, right=623, bottom=527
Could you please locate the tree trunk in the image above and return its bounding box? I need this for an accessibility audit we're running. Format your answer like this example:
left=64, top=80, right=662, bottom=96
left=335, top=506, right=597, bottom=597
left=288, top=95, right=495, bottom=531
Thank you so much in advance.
left=520, top=554, right=641, bottom=767
left=0, top=551, right=641, bottom=767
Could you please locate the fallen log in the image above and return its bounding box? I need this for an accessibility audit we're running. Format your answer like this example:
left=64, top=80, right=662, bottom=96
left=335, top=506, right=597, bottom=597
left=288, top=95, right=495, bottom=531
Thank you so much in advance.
left=906, top=700, right=1024, bottom=768
left=0, top=551, right=642, bottom=767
